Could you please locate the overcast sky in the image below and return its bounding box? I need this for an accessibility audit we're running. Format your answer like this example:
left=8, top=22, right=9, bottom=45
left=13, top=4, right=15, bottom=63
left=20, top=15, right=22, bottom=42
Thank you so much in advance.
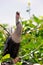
left=0, top=0, right=43, bottom=25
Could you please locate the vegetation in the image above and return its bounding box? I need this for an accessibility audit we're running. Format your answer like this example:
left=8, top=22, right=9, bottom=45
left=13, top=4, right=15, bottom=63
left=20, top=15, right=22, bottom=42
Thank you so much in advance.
left=0, top=15, right=43, bottom=64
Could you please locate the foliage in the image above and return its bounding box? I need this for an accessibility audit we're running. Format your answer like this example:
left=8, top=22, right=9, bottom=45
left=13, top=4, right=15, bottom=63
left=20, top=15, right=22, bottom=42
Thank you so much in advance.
left=19, top=15, right=43, bottom=64
left=0, top=24, right=8, bottom=61
left=0, top=15, right=43, bottom=64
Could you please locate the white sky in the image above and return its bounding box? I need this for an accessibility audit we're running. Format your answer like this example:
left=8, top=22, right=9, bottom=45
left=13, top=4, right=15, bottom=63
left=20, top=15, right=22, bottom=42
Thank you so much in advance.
left=0, top=0, right=43, bottom=26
